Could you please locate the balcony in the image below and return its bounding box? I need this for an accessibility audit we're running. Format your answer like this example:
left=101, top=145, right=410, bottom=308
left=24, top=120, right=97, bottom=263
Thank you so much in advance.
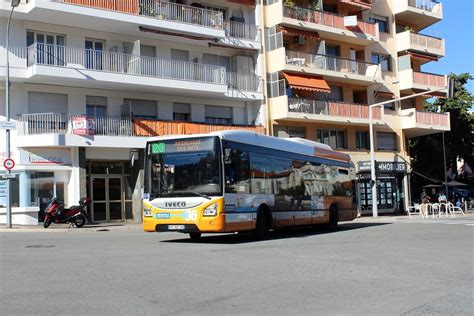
left=399, top=69, right=447, bottom=93
left=394, top=0, right=443, bottom=31
left=15, top=113, right=265, bottom=147
left=401, top=108, right=450, bottom=138
left=285, top=51, right=382, bottom=86
left=282, top=4, right=378, bottom=45
left=270, top=96, right=384, bottom=125
left=396, top=31, right=445, bottom=59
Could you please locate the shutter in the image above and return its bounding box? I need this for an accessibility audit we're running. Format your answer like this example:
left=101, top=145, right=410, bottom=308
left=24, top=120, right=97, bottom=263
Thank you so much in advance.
left=205, top=105, right=232, bottom=118
left=173, top=103, right=191, bottom=114
left=28, top=92, right=68, bottom=114
left=86, top=96, right=107, bottom=106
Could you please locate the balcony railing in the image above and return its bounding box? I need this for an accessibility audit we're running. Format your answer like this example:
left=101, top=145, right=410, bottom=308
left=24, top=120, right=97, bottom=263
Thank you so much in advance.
left=288, top=98, right=382, bottom=120
left=17, top=113, right=265, bottom=136
left=61, top=0, right=224, bottom=29
left=227, top=72, right=263, bottom=92
left=225, top=21, right=259, bottom=41
left=410, top=32, right=444, bottom=50
left=408, top=0, right=442, bottom=14
left=286, top=51, right=381, bottom=78
left=413, top=71, right=446, bottom=87
left=25, top=43, right=226, bottom=85
left=416, top=111, right=449, bottom=126
left=283, top=5, right=377, bottom=36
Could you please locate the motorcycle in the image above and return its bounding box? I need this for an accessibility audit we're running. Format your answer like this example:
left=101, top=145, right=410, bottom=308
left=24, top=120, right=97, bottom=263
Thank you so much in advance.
left=43, top=197, right=90, bottom=228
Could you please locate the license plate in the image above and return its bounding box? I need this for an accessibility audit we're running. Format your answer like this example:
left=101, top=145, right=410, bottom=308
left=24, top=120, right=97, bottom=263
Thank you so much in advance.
left=168, top=225, right=185, bottom=230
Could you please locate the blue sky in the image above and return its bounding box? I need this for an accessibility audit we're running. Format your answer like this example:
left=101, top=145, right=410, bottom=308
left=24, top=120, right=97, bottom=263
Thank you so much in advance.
left=422, top=0, right=474, bottom=95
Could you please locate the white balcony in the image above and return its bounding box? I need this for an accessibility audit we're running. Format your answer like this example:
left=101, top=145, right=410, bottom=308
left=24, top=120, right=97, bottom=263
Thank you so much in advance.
left=401, top=108, right=450, bottom=138
left=394, top=0, right=443, bottom=31
left=281, top=4, right=379, bottom=45
left=399, top=68, right=447, bottom=93
left=270, top=95, right=384, bottom=126
left=396, top=31, right=445, bottom=59
left=285, top=50, right=382, bottom=86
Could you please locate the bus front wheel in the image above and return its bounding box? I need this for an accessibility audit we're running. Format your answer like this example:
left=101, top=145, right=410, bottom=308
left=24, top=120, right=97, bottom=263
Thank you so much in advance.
left=189, top=232, right=201, bottom=240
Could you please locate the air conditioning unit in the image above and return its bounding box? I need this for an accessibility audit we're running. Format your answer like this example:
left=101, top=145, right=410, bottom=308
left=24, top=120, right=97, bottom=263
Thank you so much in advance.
left=294, top=35, right=305, bottom=45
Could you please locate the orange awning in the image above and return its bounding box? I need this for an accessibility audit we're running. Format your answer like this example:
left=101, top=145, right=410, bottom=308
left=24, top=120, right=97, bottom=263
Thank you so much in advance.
left=283, top=72, right=330, bottom=93
left=340, top=0, right=371, bottom=10
left=278, top=26, right=319, bottom=39
left=375, top=91, right=396, bottom=99
left=409, top=52, right=439, bottom=62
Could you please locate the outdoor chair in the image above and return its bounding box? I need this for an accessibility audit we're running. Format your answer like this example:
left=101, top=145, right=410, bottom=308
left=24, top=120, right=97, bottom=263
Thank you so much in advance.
left=407, top=204, right=422, bottom=218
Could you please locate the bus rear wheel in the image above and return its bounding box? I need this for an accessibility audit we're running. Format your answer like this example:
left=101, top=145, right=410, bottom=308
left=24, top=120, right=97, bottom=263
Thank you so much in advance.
left=254, top=208, right=270, bottom=240
left=189, top=232, right=201, bottom=240
left=327, top=205, right=339, bottom=231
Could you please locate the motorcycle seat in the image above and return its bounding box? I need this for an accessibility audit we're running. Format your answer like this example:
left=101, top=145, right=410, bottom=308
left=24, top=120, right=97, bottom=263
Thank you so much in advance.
left=68, top=205, right=82, bottom=210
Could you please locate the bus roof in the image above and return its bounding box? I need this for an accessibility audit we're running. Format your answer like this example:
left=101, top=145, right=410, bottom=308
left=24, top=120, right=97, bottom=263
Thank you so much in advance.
left=147, top=130, right=352, bottom=164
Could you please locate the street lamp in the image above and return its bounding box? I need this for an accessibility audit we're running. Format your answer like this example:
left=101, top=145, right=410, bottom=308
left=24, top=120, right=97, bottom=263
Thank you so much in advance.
left=4, top=0, right=20, bottom=228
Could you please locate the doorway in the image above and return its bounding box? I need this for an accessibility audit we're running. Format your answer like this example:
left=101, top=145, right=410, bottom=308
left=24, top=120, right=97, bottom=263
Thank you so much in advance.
left=91, top=176, right=123, bottom=222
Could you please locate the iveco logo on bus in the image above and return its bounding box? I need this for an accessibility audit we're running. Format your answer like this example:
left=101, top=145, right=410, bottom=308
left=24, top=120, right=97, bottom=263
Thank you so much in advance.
left=165, top=201, right=186, bottom=208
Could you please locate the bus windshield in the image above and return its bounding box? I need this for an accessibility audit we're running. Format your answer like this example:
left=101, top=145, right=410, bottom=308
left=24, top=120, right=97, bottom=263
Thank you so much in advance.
left=146, top=137, right=222, bottom=198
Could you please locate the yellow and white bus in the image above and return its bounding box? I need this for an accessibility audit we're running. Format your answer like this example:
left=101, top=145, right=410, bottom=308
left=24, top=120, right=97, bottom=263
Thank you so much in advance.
left=143, top=131, right=357, bottom=239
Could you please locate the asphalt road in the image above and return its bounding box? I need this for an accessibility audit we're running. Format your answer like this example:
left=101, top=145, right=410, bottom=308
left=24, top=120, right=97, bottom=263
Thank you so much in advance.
left=1, top=216, right=473, bottom=315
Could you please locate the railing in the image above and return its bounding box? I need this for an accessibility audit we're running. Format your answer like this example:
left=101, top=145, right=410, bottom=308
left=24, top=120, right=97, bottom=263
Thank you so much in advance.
left=26, top=43, right=226, bottom=85
left=288, top=98, right=382, bottom=120
left=17, top=113, right=68, bottom=135
left=62, top=0, right=224, bottom=29
left=413, top=71, right=445, bottom=87
left=283, top=5, right=377, bottom=36
left=225, top=21, right=259, bottom=41
left=410, top=32, right=444, bottom=50
left=408, top=0, right=442, bottom=14
left=17, top=113, right=265, bottom=136
left=416, top=111, right=449, bottom=126
left=227, top=72, right=263, bottom=92
left=286, top=51, right=381, bottom=78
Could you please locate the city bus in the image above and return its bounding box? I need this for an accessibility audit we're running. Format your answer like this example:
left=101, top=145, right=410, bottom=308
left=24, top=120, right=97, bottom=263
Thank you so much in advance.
left=143, top=131, right=357, bottom=239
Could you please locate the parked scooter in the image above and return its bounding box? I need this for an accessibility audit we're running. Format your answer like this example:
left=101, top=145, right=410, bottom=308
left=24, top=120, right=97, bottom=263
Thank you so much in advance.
left=43, top=197, right=90, bottom=228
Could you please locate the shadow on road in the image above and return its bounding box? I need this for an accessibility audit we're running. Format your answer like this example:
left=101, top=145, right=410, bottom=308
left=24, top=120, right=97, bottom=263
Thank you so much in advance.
left=160, top=222, right=392, bottom=244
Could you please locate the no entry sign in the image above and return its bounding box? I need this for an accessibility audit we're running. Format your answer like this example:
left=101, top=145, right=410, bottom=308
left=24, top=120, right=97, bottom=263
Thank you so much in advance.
left=3, top=158, right=15, bottom=170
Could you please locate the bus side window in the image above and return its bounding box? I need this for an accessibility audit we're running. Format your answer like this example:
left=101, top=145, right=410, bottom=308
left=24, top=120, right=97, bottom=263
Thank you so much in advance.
left=224, top=148, right=250, bottom=194
left=250, top=153, right=272, bottom=195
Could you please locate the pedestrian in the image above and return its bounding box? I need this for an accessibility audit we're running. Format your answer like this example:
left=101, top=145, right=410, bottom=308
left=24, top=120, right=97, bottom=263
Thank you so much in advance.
left=438, top=191, right=447, bottom=204
left=420, top=189, right=430, bottom=217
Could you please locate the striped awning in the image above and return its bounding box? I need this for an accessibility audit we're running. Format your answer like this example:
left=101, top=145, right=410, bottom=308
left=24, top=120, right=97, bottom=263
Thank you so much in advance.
left=278, top=26, right=319, bottom=39
left=283, top=72, right=330, bottom=93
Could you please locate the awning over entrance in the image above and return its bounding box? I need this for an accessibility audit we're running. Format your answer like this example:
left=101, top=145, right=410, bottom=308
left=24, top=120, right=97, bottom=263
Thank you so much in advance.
left=409, top=52, right=439, bottom=62
left=283, top=72, right=330, bottom=93
left=339, top=0, right=371, bottom=10
left=278, top=26, right=319, bottom=39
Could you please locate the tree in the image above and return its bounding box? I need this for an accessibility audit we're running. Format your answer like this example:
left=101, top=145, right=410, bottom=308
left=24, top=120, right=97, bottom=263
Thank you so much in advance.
left=409, top=73, right=474, bottom=194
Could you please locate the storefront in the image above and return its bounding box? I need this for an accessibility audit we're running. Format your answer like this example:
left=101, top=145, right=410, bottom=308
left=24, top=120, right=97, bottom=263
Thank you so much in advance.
left=357, top=161, right=408, bottom=215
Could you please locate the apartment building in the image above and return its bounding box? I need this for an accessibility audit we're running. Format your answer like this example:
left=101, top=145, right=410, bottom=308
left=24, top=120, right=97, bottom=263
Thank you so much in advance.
left=0, top=0, right=265, bottom=224
left=262, top=0, right=450, bottom=214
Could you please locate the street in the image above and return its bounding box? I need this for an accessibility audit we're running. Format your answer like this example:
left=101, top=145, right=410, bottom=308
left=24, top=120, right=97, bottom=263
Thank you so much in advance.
left=1, top=216, right=473, bottom=315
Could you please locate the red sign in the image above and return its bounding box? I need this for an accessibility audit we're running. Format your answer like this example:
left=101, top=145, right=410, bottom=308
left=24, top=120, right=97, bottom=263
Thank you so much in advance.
left=72, top=116, right=96, bottom=136
left=3, top=158, right=15, bottom=170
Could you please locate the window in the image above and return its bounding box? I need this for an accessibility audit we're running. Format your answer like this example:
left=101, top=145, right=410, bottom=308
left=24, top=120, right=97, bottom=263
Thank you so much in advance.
left=171, top=49, right=189, bottom=62
left=377, top=132, right=397, bottom=151
left=273, top=125, right=306, bottom=138
left=356, top=131, right=369, bottom=150
left=27, top=30, right=65, bottom=66
left=250, top=153, right=272, bottom=194
left=371, top=53, right=392, bottom=72
left=202, top=54, right=230, bottom=71
left=173, top=102, right=191, bottom=121
left=85, top=39, right=104, bottom=70
left=317, top=129, right=347, bottom=149
left=205, top=105, right=232, bottom=125
left=224, top=147, right=250, bottom=193
left=86, top=96, right=107, bottom=117
left=370, top=15, right=389, bottom=33
left=123, top=99, right=157, bottom=119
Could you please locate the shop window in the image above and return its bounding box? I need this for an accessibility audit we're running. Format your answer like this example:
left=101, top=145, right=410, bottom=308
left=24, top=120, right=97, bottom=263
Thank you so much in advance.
left=317, top=129, right=347, bottom=149
left=377, top=132, right=397, bottom=151
left=356, top=131, right=370, bottom=150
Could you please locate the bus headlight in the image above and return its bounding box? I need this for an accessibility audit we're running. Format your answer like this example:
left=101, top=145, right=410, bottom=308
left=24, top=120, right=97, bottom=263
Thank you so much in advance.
left=203, top=203, right=218, bottom=217
left=143, top=207, right=152, bottom=217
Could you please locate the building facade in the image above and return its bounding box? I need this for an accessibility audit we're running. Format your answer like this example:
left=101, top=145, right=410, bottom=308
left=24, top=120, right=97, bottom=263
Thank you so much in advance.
left=0, top=0, right=452, bottom=225
left=262, top=0, right=450, bottom=214
left=0, top=0, right=265, bottom=224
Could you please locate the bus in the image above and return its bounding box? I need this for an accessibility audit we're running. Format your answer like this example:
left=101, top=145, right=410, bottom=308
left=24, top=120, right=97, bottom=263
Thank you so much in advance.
left=143, top=131, right=357, bottom=239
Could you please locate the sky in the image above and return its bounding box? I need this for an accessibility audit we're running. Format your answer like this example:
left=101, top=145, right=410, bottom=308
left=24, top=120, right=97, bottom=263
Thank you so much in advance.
left=422, top=0, right=474, bottom=97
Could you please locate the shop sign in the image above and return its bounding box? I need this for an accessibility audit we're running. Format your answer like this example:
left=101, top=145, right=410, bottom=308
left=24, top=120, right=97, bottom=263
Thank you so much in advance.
left=20, top=149, right=71, bottom=165
left=377, top=162, right=407, bottom=174
left=358, top=161, right=373, bottom=172
left=72, top=116, right=96, bottom=136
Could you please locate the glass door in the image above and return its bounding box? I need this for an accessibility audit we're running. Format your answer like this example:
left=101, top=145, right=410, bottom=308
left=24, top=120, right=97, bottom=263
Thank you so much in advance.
left=91, top=176, right=123, bottom=222
left=85, top=39, right=104, bottom=70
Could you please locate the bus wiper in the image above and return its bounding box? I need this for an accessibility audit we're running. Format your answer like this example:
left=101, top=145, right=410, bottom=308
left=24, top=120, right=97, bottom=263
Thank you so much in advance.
left=180, top=191, right=211, bottom=200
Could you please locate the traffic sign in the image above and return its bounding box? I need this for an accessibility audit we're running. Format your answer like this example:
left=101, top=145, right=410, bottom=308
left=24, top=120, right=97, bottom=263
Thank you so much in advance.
left=0, top=121, right=16, bottom=130
left=3, top=158, right=15, bottom=170
left=1, top=174, right=16, bottom=179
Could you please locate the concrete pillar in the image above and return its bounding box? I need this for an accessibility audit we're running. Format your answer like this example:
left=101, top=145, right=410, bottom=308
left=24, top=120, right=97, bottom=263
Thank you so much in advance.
left=132, top=149, right=145, bottom=223
left=79, top=147, right=87, bottom=199
left=19, top=172, right=31, bottom=207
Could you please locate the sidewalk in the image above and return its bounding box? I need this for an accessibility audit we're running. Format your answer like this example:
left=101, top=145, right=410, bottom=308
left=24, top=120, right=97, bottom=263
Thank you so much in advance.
left=0, top=222, right=143, bottom=233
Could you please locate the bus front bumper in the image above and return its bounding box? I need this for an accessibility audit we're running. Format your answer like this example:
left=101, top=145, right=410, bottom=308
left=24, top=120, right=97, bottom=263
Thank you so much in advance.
left=143, top=213, right=226, bottom=233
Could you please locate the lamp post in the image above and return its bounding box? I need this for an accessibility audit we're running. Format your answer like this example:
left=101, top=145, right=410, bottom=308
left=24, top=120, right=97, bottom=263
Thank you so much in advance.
left=4, top=0, right=20, bottom=228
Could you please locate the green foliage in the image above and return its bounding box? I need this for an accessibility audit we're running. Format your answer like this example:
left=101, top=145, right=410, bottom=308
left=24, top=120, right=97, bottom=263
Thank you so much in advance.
left=410, top=73, right=474, bottom=185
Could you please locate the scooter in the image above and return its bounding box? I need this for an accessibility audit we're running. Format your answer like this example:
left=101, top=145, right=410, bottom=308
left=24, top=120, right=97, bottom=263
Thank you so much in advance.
left=43, top=197, right=90, bottom=228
